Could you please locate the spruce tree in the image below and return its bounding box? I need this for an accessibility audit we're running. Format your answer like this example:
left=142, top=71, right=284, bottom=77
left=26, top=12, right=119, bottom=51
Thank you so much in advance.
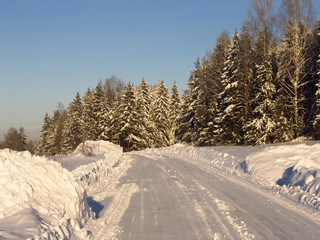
left=244, top=29, right=277, bottom=144
left=176, top=90, right=195, bottom=144
left=245, top=59, right=277, bottom=144
left=37, top=113, right=51, bottom=155
left=93, top=81, right=110, bottom=141
left=151, top=81, right=170, bottom=147
left=61, top=92, right=83, bottom=153
left=81, top=88, right=96, bottom=141
left=117, top=83, right=148, bottom=151
left=168, top=82, right=180, bottom=144
left=137, top=79, right=156, bottom=147
left=216, top=31, right=245, bottom=144
left=192, top=59, right=216, bottom=146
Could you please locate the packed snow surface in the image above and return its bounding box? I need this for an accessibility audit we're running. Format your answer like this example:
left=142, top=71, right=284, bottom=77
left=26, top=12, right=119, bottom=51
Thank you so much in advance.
left=147, top=141, right=320, bottom=209
left=0, top=149, right=91, bottom=239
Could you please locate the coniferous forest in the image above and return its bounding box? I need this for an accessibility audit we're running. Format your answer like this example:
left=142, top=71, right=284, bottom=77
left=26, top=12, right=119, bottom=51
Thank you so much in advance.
left=37, top=0, right=320, bottom=154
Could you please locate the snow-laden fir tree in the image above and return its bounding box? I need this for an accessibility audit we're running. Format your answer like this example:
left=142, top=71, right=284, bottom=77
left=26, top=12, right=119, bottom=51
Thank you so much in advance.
left=176, top=89, right=195, bottom=144
left=117, top=83, right=148, bottom=151
left=136, top=79, right=156, bottom=148
left=61, top=92, right=83, bottom=153
left=168, top=82, right=180, bottom=145
left=37, top=113, right=51, bottom=156
left=93, top=81, right=110, bottom=141
left=151, top=81, right=170, bottom=147
left=244, top=29, right=277, bottom=144
left=245, top=59, right=276, bottom=144
left=38, top=104, right=66, bottom=156
left=192, top=59, right=216, bottom=146
left=49, top=104, right=66, bottom=155
left=81, top=88, right=96, bottom=142
left=215, top=31, right=246, bottom=144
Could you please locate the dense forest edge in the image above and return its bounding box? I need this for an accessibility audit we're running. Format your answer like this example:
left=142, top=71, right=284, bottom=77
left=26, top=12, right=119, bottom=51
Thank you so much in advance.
left=2, top=0, right=320, bottom=154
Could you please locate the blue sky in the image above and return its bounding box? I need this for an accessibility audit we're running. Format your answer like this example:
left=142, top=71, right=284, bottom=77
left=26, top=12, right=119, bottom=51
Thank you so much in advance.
left=0, top=1, right=319, bottom=140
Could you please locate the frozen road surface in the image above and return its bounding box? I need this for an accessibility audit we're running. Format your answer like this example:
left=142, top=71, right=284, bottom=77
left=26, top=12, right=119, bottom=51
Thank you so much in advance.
left=89, top=152, right=320, bottom=240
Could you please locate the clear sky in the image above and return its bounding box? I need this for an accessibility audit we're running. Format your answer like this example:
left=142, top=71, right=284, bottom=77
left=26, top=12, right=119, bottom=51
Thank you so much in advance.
left=0, top=0, right=319, bottom=140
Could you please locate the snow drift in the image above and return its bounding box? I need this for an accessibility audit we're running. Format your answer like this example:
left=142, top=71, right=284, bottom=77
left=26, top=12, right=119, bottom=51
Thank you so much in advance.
left=0, top=149, right=92, bottom=239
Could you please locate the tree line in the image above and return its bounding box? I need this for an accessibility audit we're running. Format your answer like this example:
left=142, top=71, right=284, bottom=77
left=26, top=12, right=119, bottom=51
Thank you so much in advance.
left=0, top=127, right=36, bottom=153
left=178, top=0, right=320, bottom=146
left=36, top=77, right=180, bottom=154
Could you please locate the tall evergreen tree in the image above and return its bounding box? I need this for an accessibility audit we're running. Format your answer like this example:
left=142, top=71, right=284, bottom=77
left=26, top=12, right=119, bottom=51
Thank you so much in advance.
left=244, top=29, right=277, bottom=144
left=81, top=88, right=96, bottom=141
left=192, top=59, right=216, bottom=146
left=216, top=31, right=246, bottom=144
left=168, top=82, right=180, bottom=144
left=61, top=92, right=83, bottom=153
left=245, top=59, right=277, bottom=144
left=37, top=113, right=51, bottom=155
left=136, top=79, right=156, bottom=147
left=93, top=81, right=110, bottom=141
left=151, top=81, right=170, bottom=147
left=117, top=83, right=148, bottom=151
left=47, top=104, right=66, bottom=155
left=176, top=90, right=195, bottom=144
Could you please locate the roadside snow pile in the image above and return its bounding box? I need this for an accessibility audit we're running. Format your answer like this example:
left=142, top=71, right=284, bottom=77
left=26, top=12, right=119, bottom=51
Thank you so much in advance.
left=60, top=140, right=124, bottom=190
left=147, top=142, right=320, bottom=209
left=246, top=143, right=320, bottom=208
left=53, top=140, right=123, bottom=171
left=0, top=149, right=92, bottom=239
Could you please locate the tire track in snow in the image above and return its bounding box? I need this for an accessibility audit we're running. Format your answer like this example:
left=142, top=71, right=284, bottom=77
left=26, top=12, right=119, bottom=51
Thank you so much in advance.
left=159, top=157, right=238, bottom=239
left=92, top=183, right=138, bottom=240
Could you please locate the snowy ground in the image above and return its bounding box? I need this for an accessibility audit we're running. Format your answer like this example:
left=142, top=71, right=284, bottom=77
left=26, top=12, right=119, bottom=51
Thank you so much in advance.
left=147, top=142, right=320, bottom=210
left=0, top=140, right=319, bottom=239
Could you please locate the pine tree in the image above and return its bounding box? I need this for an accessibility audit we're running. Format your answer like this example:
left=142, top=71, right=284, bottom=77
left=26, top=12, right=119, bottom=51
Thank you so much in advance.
left=61, top=92, right=83, bottom=153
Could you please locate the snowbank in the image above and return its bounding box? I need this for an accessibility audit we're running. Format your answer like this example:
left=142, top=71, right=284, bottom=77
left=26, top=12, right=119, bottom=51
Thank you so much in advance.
left=53, top=140, right=123, bottom=171
left=54, top=140, right=124, bottom=190
left=0, top=149, right=92, bottom=239
left=147, top=142, right=320, bottom=209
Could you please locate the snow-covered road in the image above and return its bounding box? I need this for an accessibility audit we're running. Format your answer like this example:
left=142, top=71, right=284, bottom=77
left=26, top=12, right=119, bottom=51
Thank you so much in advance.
left=104, top=152, right=320, bottom=240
